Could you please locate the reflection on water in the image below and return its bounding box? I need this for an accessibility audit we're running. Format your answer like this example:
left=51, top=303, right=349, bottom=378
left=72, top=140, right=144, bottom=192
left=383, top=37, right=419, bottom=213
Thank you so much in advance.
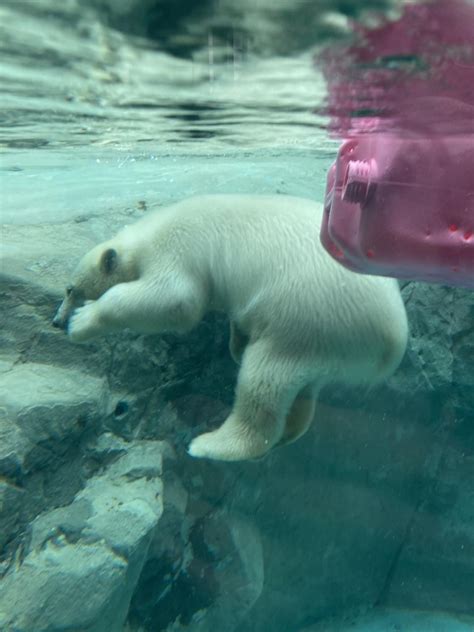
left=317, top=0, right=474, bottom=137
left=0, top=0, right=325, bottom=151
left=0, top=0, right=406, bottom=152
left=315, top=0, right=474, bottom=289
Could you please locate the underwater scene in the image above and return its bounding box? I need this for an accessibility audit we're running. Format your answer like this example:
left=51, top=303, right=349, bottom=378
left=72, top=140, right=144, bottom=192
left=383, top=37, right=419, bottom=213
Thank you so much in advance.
left=1, top=0, right=474, bottom=631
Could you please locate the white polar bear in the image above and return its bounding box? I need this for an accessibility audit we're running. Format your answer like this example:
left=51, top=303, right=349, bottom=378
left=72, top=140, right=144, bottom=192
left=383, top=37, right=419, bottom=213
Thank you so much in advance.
left=53, top=195, right=408, bottom=462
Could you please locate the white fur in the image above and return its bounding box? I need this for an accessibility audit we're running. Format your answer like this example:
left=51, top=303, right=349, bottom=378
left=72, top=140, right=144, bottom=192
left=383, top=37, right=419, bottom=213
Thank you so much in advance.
left=64, top=195, right=408, bottom=461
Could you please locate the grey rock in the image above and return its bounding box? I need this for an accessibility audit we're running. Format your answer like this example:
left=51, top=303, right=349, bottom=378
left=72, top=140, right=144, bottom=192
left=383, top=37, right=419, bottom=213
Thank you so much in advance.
left=396, top=283, right=474, bottom=395
left=0, top=363, right=108, bottom=476
left=0, top=480, right=24, bottom=552
left=145, top=468, right=189, bottom=564
left=28, top=497, right=93, bottom=551
left=89, top=431, right=130, bottom=457
left=383, top=443, right=474, bottom=613
left=0, top=541, right=129, bottom=632
left=189, top=513, right=264, bottom=632
left=128, top=468, right=192, bottom=630
left=101, top=439, right=163, bottom=480
left=130, top=509, right=263, bottom=632
left=0, top=441, right=165, bottom=632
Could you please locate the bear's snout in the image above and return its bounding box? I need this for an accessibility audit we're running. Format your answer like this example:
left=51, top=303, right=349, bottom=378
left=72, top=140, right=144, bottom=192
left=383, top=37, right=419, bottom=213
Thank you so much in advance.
left=52, top=310, right=67, bottom=330
left=52, top=313, right=65, bottom=329
left=52, top=299, right=72, bottom=331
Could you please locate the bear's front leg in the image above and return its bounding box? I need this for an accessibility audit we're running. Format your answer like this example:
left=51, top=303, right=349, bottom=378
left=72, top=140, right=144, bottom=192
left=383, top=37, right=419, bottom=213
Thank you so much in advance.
left=68, top=301, right=106, bottom=343
left=69, top=278, right=206, bottom=342
left=67, top=281, right=141, bottom=343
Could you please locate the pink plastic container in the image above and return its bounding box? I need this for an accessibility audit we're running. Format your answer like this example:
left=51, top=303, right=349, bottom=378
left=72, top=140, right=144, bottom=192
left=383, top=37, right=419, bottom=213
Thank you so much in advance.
left=320, top=99, right=474, bottom=288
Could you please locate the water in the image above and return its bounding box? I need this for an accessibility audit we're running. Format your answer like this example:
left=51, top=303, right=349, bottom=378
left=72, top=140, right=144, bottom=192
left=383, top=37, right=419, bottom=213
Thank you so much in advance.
left=0, top=0, right=335, bottom=152
left=1, top=1, right=474, bottom=632
left=0, top=0, right=336, bottom=225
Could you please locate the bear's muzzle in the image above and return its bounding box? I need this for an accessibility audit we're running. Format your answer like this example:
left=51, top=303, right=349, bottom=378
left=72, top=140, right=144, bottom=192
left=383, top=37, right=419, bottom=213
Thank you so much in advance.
left=52, top=297, right=73, bottom=330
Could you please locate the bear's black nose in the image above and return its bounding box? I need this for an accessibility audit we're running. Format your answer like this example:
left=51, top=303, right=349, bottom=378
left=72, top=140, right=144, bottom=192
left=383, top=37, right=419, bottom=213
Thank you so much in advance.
left=52, top=315, right=66, bottom=330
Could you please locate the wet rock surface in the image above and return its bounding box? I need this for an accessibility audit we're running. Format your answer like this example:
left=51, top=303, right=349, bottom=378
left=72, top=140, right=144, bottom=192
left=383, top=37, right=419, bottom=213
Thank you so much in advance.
left=0, top=441, right=164, bottom=632
left=1, top=196, right=473, bottom=632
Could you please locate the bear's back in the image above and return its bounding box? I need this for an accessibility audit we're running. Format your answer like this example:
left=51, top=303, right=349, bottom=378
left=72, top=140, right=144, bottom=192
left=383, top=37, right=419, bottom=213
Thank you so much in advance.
left=168, top=196, right=406, bottom=378
left=123, top=194, right=407, bottom=382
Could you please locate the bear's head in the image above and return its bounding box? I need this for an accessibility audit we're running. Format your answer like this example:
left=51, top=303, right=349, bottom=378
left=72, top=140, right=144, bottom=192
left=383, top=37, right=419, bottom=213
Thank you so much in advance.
left=52, top=242, right=136, bottom=330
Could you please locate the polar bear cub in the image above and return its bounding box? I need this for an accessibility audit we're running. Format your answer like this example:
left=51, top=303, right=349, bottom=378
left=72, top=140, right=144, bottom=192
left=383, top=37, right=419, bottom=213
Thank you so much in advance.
left=53, top=195, right=408, bottom=462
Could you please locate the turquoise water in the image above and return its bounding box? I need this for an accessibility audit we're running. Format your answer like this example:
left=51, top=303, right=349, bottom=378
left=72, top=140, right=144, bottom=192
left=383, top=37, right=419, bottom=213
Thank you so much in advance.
left=1, top=2, right=474, bottom=632
left=1, top=149, right=331, bottom=225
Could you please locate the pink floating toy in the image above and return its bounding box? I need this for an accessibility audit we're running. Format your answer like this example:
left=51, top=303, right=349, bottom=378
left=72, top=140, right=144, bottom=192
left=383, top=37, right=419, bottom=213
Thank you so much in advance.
left=317, top=0, right=474, bottom=288
left=321, top=97, right=474, bottom=288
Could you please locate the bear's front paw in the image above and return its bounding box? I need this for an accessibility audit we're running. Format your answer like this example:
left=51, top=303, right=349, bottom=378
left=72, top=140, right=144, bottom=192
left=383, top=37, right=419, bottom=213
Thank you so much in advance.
left=68, top=302, right=101, bottom=343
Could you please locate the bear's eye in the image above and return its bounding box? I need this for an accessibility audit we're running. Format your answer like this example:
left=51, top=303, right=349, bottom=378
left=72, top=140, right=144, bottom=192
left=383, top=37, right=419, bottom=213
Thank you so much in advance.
left=66, top=286, right=74, bottom=296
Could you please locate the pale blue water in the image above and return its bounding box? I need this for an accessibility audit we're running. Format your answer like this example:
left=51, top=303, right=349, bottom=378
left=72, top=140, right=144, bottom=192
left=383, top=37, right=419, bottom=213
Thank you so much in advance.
left=1, top=149, right=332, bottom=225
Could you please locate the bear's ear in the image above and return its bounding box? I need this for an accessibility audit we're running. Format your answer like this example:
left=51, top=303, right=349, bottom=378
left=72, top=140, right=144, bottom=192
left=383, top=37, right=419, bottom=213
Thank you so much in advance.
left=100, top=248, right=118, bottom=274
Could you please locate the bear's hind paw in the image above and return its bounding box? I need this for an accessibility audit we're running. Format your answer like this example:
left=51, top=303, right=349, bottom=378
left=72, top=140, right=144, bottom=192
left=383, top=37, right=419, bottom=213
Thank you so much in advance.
left=188, top=429, right=272, bottom=462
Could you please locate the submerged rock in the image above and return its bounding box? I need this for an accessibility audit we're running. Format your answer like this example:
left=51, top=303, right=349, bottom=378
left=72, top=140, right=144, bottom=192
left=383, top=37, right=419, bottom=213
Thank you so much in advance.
left=0, top=363, right=108, bottom=477
left=0, top=441, right=165, bottom=632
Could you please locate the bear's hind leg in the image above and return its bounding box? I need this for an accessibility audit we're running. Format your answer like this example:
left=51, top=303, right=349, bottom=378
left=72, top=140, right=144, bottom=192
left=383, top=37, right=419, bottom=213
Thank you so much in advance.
left=274, top=384, right=318, bottom=448
left=229, top=321, right=249, bottom=364
left=188, top=342, right=297, bottom=461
